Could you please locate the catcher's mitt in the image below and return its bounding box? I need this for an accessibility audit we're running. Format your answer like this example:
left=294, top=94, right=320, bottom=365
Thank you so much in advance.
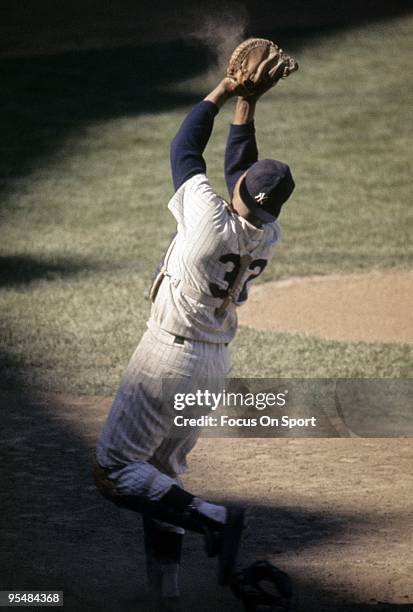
left=226, top=38, right=298, bottom=98
left=230, top=560, right=294, bottom=611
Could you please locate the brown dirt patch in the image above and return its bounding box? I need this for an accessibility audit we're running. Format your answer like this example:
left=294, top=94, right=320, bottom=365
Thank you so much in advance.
left=189, top=437, right=413, bottom=610
left=2, top=390, right=413, bottom=610
left=239, top=269, right=413, bottom=344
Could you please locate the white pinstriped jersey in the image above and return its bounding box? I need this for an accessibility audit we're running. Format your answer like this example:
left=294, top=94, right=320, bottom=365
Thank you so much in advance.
left=149, top=173, right=281, bottom=344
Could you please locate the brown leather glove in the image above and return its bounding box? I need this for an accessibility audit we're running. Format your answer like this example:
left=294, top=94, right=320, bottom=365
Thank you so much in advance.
left=226, top=37, right=298, bottom=98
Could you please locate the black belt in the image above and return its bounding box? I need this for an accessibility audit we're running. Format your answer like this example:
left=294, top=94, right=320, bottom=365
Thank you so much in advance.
left=173, top=335, right=228, bottom=347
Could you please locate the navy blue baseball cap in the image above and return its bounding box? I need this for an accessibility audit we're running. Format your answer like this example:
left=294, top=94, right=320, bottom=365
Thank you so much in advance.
left=239, top=159, right=295, bottom=222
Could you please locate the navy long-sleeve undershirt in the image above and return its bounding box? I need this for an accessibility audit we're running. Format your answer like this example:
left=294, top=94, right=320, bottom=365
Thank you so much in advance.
left=170, top=101, right=218, bottom=192
left=170, top=100, right=258, bottom=197
left=224, top=121, right=258, bottom=198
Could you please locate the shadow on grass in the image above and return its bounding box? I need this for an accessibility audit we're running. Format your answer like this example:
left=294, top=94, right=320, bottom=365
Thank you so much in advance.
left=0, top=254, right=99, bottom=287
left=0, top=2, right=411, bottom=206
left=0, top=41, right=210, bottom=203
left=0, top=383, right=410, bottom=611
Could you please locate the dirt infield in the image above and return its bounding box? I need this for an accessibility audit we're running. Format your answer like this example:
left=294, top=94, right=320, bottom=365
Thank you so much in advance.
left=2, top=390, right=412, bottom=611
left=239, top=270, right=413, bottom=344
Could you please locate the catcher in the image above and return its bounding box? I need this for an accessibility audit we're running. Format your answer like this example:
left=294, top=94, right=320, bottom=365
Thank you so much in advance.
left=94, top=39, right=298, bottom=610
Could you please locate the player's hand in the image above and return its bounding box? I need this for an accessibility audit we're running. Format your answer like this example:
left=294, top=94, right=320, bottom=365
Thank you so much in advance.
left=220, top=77, right=241, bottom=97
left=204, top=78, right=238, bottom=108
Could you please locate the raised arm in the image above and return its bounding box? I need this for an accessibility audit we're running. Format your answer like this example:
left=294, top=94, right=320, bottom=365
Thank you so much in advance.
left=224, top=97, right=259, bottom=198
left=170, top=80, right=232, bottom=192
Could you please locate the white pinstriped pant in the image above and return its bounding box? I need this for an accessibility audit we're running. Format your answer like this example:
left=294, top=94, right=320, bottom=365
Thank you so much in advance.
left=96, top=323, right=230, bottom=508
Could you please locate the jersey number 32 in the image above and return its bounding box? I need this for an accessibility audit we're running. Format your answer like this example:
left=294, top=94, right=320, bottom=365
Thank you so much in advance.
left=209, top=254, right=267, bottom=303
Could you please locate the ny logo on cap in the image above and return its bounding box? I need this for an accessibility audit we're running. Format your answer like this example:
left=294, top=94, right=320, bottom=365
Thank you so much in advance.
left=254, top=192, right=268, bottom=205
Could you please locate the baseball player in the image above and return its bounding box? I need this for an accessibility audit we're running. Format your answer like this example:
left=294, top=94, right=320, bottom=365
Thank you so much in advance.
left=94, top=70, right=295, bottom=608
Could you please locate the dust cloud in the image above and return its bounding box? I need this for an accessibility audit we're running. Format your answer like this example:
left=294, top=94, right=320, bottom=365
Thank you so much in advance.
left=182, top=3, right=249, bottom=90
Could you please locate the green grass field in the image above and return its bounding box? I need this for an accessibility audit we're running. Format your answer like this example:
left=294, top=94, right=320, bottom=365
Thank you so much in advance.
left=1, top=15, right=412, bottom=394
